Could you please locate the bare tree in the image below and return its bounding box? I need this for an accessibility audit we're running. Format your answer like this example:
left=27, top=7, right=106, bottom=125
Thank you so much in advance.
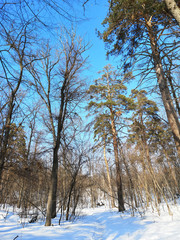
left=28, top=28, right=88, bottom=226
left=0, top=19, right=40, bottom=181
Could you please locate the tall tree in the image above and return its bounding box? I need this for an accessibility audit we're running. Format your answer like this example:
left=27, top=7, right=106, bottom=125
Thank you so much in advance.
left=87, top=64, right=134, bottom=211
left=29, top=28, right=88, bottom=226
left=0, top=19, right=39, bottom=181
left=101, top=0, right=180, bottom=156
left=93, top=114, right=115, bottom=208
left=0, top=0, right=89, bottom=182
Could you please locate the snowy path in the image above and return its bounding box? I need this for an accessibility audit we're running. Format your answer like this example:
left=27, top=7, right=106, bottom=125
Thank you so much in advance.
left=80, top=211, right=106, bottom=240
left=1, top=203, right=180, bottom=239
left=89, top=214, right=105, bottom=239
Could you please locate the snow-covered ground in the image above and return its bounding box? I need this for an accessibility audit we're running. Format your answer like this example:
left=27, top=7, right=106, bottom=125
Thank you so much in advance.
left=0, top=200, right=180, bottom=240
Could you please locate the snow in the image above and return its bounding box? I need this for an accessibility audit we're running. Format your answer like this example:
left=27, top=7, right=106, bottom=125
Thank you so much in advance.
left=0, top=201, right=180, bottom=240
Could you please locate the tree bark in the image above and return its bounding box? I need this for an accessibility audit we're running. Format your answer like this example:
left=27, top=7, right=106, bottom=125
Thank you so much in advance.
left=145, top=17, right=180, bottom=157
left=165, top=0, right=180, bottom=26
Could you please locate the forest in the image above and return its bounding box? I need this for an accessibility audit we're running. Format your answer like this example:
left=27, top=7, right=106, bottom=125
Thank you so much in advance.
left=0, top=0, right=180, bottom=230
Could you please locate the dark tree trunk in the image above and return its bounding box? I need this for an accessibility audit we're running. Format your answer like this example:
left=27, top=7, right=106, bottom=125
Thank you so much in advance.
left=45, top=79, right=67, bottom=226
left=51, top=147, right=59, bottom=218
left=66, top=169, right=79, bottom=221
left=45, top=146, right=59, bottom=226
left=66, top=180, right=75, bottom=221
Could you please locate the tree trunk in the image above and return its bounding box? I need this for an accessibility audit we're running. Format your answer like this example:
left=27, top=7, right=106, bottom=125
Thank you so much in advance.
left=45, top=76, right=68, bottom=226
left=71, top=193, right=80, bottom=218
left=45, top=146, right=59, bottom=226
left=66, top=169, right=79, bottom=221
left=168, top=74, right=180, bottom=117
left=66, top=180, right=75, bottom=221
left=145, top=17, right=180, bottom=157
left=165, top=0, right=180, bottom=26
left=106, top=70, right=125, bottom=212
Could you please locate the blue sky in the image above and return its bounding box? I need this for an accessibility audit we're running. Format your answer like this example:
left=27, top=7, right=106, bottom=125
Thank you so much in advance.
left=74, top=1, right=118, bottom=84
left=43, top=0, right=139, bottom=90
left=73, top=1, right=142, bottom=93
left=39, top=0, right=113, bottom=86
left=77, top=1, right=110, bottom=77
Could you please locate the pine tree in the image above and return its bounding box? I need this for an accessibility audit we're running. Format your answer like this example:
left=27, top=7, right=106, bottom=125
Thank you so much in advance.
left=93, top=114, right=115, bottom=208
left=87, top=64, right=134, bottom=211
left=128, top=89, right=160, bottom=147
left=101, top=0, right=180, bottom=157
